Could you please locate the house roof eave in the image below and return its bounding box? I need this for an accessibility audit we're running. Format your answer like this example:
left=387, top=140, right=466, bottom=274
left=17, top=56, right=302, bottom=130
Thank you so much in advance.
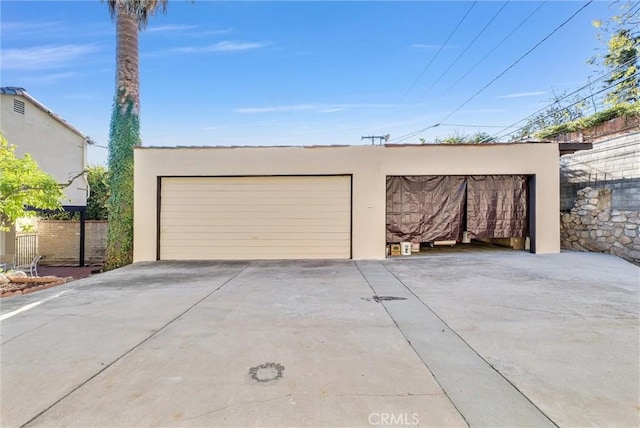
left=1, top=86, right=91, bottom=142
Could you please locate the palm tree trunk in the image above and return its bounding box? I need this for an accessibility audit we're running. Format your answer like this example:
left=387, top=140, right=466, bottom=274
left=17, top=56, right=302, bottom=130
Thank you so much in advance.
left=115, top=2, right=139, bottom=114
left=104, top=2, right=141, bottom=270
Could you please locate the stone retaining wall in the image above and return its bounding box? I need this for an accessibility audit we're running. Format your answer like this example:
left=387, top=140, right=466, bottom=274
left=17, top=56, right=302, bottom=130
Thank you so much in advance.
left=561, top=187, right=640, bottom=263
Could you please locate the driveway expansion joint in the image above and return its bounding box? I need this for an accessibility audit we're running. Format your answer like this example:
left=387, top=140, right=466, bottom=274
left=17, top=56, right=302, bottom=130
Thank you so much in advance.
left=18, top=263, right=251, bottom=428
left=356, top=260, right=558, bottom=428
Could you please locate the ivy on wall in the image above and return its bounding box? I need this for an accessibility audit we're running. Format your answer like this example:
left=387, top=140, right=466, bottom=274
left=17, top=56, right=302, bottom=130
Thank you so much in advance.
left=104, top=97, right=139, bottom=270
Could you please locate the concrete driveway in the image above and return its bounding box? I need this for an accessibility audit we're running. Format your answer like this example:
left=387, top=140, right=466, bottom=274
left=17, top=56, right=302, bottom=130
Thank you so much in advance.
left=1, top=252, right=638, bottom=427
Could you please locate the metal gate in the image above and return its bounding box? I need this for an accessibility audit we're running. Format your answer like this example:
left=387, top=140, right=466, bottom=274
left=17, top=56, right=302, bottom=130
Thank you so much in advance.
left=15, top=234, right=37, bottom=267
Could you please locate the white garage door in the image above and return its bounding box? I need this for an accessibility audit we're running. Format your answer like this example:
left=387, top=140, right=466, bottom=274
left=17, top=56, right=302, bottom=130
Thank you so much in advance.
left=160, top=176, right=351, bottom=260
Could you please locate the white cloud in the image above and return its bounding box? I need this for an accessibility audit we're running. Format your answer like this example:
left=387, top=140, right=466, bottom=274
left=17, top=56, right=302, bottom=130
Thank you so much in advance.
left=1, top=44, right=99, bottom=70
left=146, top=24, right=198, bottom=33
left=1, top=21, right=66, bottom=38
left=235, top=103, right=399, bottom=114
left=24, top=71, right=82, bottom=85
left=194, top=28, right=234, bottom=37
left=145, top=24, right=233, bottom=37
left=171, top=41, right=271, bottom=54
left=497, top=91, right=547, bottom=99
left=235, top=104, right=316, bottom=114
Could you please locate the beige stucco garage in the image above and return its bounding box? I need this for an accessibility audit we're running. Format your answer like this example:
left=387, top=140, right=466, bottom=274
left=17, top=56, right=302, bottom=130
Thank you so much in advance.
left=133, top=143, right=560, bottom=261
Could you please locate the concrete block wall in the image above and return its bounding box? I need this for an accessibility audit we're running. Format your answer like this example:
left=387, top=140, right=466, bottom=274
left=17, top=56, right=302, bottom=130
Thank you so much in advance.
left=34, top=220, right=108, bottom=265
left=560, top=132, right=640, bottom=211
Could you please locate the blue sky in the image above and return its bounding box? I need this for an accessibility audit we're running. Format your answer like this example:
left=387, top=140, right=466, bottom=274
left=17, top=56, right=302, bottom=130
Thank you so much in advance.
left=1, top=1, right=616, bottom=165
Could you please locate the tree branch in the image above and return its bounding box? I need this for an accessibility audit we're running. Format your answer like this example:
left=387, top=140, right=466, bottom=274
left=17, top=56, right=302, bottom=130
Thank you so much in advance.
left=58, top=169, right=87, bottom=188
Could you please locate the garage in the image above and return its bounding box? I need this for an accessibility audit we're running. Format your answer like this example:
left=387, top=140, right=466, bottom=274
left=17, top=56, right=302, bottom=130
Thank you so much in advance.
left=386, top=175, right=532, bottom=254
left=159, top=175, right=352, bottom=260
left=134, top=144, right=561, bottom=261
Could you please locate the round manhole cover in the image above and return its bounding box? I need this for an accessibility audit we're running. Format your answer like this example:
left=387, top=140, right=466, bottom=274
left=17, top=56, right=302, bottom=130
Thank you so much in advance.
left=249, top=362, right=285, bottom=382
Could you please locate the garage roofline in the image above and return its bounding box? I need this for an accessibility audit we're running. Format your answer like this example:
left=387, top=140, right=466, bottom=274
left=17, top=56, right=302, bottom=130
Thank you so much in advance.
left=134, top=142, right=547, bottom=150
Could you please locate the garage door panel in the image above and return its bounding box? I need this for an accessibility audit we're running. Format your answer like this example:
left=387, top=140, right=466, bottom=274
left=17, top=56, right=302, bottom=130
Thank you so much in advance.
left=160, top=176, right=351, bottom=260
left=160, top=252, right=348, bottom=260
left=164, top=243, right=344, bottom=252
left=160, top=224, right=347, bottom=233
left=162, top=212, right=348, bottom=221
left=160, top=218, right=347, bottom=228
left=161, top=233, right=350, bottom=241
left=163, top=206, right=350, bottom=218
left=163, top=189, right=351, bottom=198
left=163, top=181, right=347, bottom=192
left=161, top=239, right=351, bottom=248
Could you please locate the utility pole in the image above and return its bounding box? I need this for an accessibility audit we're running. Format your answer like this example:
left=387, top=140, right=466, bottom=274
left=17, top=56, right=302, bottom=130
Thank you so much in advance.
left=361, top=134, right=390, bottom=145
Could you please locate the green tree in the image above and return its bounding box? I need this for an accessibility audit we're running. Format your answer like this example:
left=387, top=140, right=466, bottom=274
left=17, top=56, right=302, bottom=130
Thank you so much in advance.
left=35, top=165, right=110, bottom=221
left=603, top=29, right=639, bottom=105
left=433, top=131, right=497, bottom=144
left=591, top=1, right=639, bottom=106
left=0, top=135, right=63, bottom=231
left=440, top=130, right=467, bottom=144
left=513, top=2, right=638, bottom=141
left=468, top=131, right=495, bottom=143
left=516, top=91, right=587, bottom=140
left=86, top=165, right=110, bottom=220
left=103, top=0, right=169, bottom=270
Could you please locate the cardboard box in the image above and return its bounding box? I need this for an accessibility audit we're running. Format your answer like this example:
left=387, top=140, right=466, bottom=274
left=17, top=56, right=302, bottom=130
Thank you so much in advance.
left=390, top=244, right=401, bottom=256
left=492, top=237, right=525, bottom=250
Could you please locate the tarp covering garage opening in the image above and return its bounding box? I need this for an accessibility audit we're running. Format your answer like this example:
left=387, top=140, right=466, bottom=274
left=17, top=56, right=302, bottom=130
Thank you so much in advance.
left=386, top=176, right=466, bottom=242
left=466, top=175, right=528, bottom=239
left=386, top=175, right=528, bottom=243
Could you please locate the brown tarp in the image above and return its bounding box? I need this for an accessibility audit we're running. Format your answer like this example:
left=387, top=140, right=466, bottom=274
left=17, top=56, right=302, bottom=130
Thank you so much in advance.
left=466, top=175, right=528, bottom=239
left=386, top=176, right=466, bottom=243
left=386, top=175, right=528, bottom=243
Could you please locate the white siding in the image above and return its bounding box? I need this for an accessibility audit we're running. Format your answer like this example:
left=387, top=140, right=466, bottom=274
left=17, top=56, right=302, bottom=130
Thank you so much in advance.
left=160, top=176, right=351, bottom=260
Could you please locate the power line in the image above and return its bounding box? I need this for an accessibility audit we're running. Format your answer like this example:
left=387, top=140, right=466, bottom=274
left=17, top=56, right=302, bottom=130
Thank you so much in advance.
left=401, top=1, right=478, bottom=100
left=393, top=0, right=637, bottom=143
left=392, top=59, right=634, bottom=145
left=421, top=1, right=510, bottom=99
left=492, top=73, right=638, bottom=142
left=499, top=56, right=636, bottom=127
left=440, top=123, right=511, bottom=128
left=488, top=62, right=639, bottom=141
left=437, top=0, right=594, bottom=125
left=431, top=1, right=547, bottom=104
left=391, top=123, right=442, bottom=144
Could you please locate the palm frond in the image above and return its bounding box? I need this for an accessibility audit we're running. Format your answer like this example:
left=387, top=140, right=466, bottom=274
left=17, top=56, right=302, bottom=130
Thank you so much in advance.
left=102, top=0, right=169, bottom=29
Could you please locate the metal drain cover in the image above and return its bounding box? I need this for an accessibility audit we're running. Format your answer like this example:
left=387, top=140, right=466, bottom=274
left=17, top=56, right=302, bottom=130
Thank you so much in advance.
left=249, top=362, right=284, bottom=382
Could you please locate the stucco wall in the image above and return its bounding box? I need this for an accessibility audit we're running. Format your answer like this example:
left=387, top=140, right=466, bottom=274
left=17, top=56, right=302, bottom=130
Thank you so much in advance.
left=133, top=144, right=560, bottom=261
left=0, top=94, right=87, bottom=206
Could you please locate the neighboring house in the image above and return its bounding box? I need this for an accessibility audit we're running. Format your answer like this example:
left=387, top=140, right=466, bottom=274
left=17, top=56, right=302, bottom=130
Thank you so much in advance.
left=133, top=142, right=564, bottom=261
left=0, top=87, right=91, bottom=265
